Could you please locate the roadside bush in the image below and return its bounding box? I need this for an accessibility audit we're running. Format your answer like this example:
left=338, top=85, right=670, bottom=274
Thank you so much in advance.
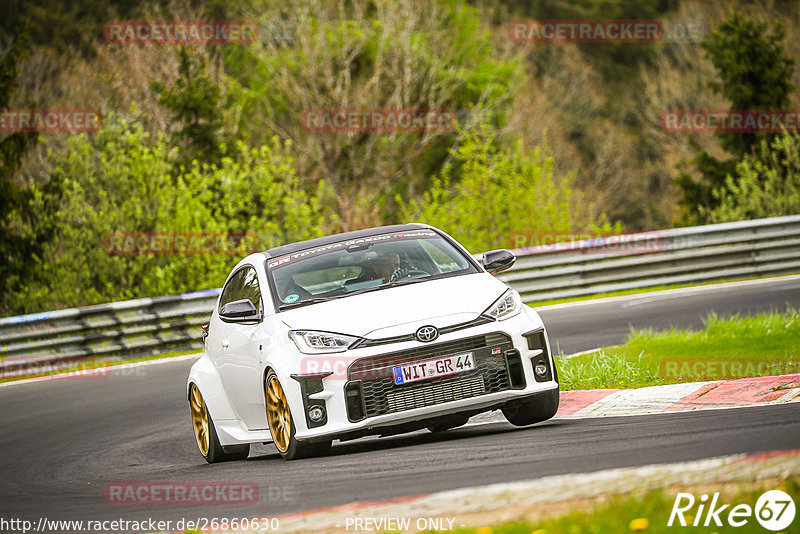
left=9, top=112, right=322, bottom=313
left=399, top=120, right=617, bottom=253
left=705, top=132, right=800, bottom=222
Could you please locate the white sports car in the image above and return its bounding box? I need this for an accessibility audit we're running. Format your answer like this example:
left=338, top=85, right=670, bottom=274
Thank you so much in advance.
left=187, top=224, right=559, bottom=462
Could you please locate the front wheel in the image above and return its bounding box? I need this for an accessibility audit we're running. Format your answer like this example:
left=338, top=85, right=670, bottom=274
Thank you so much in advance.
left=189, top=383, right=249, bottom=463
left=501, top=387, right=560, bottom=427
left=265, top=370, right=331, bottom=460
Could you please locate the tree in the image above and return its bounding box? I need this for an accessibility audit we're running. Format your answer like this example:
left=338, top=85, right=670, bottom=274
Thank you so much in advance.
left=399, top=120, right=615, bottom=253
left=0, top=21, right=60, bottom=313
left=225, top=0, right=521, bottom=231
left=704, top=133, right=800, bottom=223
left=9, top=112, right=324, bottom=313
left=152, top=48, right=226, bottom=171
left=676, top=14, right=795, bottom=223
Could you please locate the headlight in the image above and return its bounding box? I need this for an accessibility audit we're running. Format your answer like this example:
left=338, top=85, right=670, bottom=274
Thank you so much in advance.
left=482, top=289, right=522, bottom=320
left=288, top=330, right=360, bottom=354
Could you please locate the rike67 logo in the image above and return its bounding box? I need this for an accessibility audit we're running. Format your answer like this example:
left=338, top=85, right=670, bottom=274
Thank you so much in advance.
left=668, top=490, right=796, bottom=531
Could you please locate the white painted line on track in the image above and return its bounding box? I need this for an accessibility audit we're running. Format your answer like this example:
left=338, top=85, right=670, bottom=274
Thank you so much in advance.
left=557, top=347, right=603, bottom=359
left=533, top=274, right=800, bottom=311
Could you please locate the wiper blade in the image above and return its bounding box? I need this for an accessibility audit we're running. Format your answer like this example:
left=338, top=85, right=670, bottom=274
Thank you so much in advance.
left=279, top=297, right=332, bottom=309
left=383, top=278, right=427, bottom=289
left=346, top=277, right=427, bottom=297
left=282, top=278, right=430, bottom=308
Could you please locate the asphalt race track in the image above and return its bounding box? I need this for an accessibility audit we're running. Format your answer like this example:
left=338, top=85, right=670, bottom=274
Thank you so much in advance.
left=1, top=276, right=799, bottom=525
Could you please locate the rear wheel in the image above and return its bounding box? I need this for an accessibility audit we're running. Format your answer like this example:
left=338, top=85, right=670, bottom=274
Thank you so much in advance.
left=502, top=387, right=559, bottom=427
left=189, top=384, right=249, bottom=463
left=265, top=370, right=331, bottom=460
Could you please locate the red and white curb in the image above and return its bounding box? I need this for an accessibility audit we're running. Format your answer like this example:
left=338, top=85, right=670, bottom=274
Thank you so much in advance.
left=465, top=373, right=800, bottom=427
left=561, top=373, right=800, bottom=418
left=260, top=375, right=800, bottom=533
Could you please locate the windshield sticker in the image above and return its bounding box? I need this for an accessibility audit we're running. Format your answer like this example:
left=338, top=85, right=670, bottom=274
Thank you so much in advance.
left=267, top=231, right=438, bottom=268
left=284, top=294, right=299, bottom=303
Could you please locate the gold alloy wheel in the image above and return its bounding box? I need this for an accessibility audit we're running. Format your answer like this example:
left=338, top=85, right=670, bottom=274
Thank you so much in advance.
left=265, top=374, right=292, bottom=453
left=189, top=385, right=210, bottom=456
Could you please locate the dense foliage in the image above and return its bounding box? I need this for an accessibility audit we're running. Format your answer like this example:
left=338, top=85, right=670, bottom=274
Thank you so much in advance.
left=705, top=133, right=800, bottom=223
left=676, top=14, right=796, bottom=222
left=1, top=0, right=798, bottom=314
left=15, top=113, right=322, bottom=311
left=400, top=120, right=616, bottom=252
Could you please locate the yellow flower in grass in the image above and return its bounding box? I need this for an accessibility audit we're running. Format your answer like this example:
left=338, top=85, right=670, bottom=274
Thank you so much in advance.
left=476, top=528, right=493, bottom=534
left=531, top=529, right=547, bottom=534
left=629, top=518, right=649, bottom=531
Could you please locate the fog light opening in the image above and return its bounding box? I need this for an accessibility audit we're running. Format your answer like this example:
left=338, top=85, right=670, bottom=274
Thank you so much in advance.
left=534, top=362, right=548, bottom=377
left=308, top=405, right=325, bottom=422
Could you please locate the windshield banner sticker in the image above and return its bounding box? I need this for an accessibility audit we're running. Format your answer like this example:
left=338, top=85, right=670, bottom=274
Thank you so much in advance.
left=267, top=231, right=437, bottom=268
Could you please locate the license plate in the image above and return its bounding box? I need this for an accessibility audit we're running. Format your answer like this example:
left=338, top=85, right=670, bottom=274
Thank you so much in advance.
left=392, top=352, right=475, bottom=385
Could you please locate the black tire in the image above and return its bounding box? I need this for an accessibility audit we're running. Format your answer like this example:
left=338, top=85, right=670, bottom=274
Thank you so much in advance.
left=265, top=370, right=332, bottom=460
left=427, top=414, right=470, bottom=433
left=189, top=383, right=250, bottom=463
left=501, top=387, right=560, bottom=427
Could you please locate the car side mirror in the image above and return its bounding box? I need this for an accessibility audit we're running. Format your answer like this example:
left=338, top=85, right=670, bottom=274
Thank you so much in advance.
left=220, top=298, right=260, bottom=322
left=482, top=249, right=516, bottom=274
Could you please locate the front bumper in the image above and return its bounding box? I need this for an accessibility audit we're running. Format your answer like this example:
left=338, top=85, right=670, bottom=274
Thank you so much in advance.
left=291, top=308, right=558, bottom=441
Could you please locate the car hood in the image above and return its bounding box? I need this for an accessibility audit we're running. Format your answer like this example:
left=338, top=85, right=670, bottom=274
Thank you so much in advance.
left=278, top=273, right=508, bottom=338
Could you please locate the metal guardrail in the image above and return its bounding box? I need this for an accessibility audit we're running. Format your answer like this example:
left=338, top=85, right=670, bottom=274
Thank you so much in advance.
left=498, top=214, right=800, bottom=303
left=0, top=290, right=220, bottom=377
left=2, top=215, right=799, bottom=377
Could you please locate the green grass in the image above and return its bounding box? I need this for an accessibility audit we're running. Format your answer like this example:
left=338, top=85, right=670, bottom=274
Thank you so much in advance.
left=527, top=273, right=798, bottom=308
left=430, top=477, right=799, bottom=534
left=557, top=307, right=800, bottom=390
left=0, top=348, right=200, bottom=383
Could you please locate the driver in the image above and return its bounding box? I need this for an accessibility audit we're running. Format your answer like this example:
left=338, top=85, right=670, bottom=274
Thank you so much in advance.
left=374, top=251, right=402, bottom=283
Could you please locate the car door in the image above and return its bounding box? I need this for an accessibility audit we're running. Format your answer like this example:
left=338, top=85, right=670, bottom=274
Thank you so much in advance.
left=214, top=265, right=268, bottom=430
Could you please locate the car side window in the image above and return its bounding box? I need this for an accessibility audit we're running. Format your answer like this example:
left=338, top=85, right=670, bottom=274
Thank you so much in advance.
left=219, top=266, right=263, bottom=314
left=238, top=267, right=263, bottom=314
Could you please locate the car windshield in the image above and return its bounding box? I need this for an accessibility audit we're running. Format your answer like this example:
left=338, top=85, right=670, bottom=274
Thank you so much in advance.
left=266, top=230, right=477, bottom=309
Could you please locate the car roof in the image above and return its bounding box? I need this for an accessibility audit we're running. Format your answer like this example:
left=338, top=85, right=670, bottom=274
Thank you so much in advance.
left=262, top=223, right=433, bottom=258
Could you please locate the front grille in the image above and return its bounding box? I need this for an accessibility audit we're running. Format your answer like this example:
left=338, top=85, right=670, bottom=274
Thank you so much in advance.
left=346, top=332, right=513, bottom=419
left=386, top=375, right=486, bottom=413
left=349, top=332, right=510, bottom=380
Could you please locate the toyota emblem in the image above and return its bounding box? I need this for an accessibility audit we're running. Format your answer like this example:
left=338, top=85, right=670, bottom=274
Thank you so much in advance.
left=415, top=325, right=439, bottom=343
